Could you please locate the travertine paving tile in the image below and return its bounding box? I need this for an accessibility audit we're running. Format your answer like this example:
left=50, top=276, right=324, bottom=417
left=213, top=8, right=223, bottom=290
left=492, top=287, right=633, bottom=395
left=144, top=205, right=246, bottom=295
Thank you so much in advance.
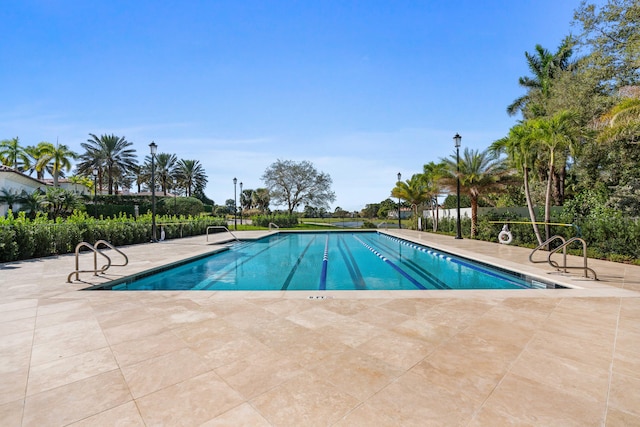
left=306, top=347, right=403, bottom=401
left=214, top=346, right=304, bottom=399
left=120, top=347, right=211, bottom=398
left=333, top=402, right=398, bottom=426
left=102, top=316, right=169, bottom=345
left=477, top=373, right=605, bottom=426
left=608, top=372, right=640, bottom=417
left=68, top=401, right=145, bottom=426
left=22, top=370, right=132, bottom=426
left=201, top=403, right=271, bottom=426
left=27, top=347, right=118, bottom=396
left=356, top=329, right=434, bottom=370
left=250, top=372, right=360, bottom=427
left=366, top=370, right=478, bottom=425
left=136, top=371, right=244, bottom=426
left=110, top=330, right=188, bottom=367
left=0, top=399, right=24, bottom=427
left=605, top=407, right=640, bottom=426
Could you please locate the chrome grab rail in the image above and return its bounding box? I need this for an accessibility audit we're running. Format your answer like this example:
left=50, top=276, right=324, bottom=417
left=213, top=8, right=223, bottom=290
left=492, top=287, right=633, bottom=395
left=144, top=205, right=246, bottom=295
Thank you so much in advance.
left=68, top=242, right=112, bottom=282
left=94, top=240, right=129, bottom=270
left=206, top=225, right=240, bottom=242
left=268, top=222, right=280, bottom=230
left=529, top=235, right=597, bottom=280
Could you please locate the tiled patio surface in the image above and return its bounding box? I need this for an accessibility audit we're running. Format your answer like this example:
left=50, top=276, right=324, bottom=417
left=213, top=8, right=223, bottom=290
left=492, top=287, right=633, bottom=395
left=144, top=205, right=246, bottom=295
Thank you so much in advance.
left=1, top=229, right=639, bottom=426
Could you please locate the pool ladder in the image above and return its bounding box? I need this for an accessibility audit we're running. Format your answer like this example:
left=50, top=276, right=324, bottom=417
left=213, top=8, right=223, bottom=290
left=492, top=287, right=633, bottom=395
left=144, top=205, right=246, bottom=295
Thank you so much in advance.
left=206, top=226, right=240, bottom=242
left=67, top=240, right=129, bottom=282
left=529, top=235, right=597, bottom=280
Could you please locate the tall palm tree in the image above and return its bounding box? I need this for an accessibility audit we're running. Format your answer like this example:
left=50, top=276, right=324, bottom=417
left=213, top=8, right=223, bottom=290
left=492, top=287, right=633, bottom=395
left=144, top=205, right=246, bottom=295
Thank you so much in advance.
left=175, top=159, right=207, bottom=197
left=79, top=134, right=137, bottom=195
left=0, top=137, right=29, bottom=170
left=391, top=173, right=431, bottom=230
left=442, top=148, right=510, bottom=238
left=490, top=122, right=544, bottom=245
left=37, top=142, right=77, bottom=187
left=154, top=153, right=178, bottom=195
left=532, top=110, right=580, bottom=241
left=422, top=161, right=448, bottom=231
left=507, top=37, right=574, bottom=118
left=23, top=143, right=53, bottom=179
left=252, top=188, right=271, bottom=213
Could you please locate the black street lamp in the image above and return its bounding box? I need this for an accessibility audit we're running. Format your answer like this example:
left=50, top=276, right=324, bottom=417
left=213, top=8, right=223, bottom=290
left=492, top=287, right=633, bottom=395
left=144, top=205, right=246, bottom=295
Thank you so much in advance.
left=454, top=133, right=463, bottom=239
left=233, top=177, right=237, bottom=230
left=239, top=181, right=243, bottom=225
left=149, top=141, right=158, bottom=242
left=173, top=178, right=177, bottom=216
left=92, top=168, right=98, bottom=217
left=397, top=172, right=402, bottom=229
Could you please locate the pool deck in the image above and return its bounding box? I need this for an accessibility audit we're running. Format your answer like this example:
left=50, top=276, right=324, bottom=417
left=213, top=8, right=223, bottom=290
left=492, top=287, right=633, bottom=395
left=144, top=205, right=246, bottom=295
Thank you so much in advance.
left=1, top=229, right=639, bottom=426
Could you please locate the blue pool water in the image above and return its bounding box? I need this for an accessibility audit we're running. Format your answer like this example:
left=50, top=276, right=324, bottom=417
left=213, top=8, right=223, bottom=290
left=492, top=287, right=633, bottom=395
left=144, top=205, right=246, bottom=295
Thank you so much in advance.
left=101, top=232, right=557, bottom=291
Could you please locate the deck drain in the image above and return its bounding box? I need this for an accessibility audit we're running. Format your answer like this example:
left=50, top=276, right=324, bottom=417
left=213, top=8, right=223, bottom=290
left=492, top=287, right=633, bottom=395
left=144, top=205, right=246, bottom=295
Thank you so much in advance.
left=308, top=295, right=333, bottom=299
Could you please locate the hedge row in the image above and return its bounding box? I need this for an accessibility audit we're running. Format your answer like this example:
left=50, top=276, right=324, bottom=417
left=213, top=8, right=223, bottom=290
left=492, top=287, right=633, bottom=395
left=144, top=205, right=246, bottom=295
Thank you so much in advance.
left=425, top=213, right=640, bottom=263
left=0, top=210, right=226, bottom=263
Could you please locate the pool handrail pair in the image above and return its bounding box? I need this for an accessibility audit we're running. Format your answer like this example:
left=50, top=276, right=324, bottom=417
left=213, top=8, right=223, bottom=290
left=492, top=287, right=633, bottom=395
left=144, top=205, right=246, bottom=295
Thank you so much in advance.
left=206, top=225, right=240, bottom=242
left=529, top=235, right=597, bottom=280
left=67, top=240, right=129, bottom=282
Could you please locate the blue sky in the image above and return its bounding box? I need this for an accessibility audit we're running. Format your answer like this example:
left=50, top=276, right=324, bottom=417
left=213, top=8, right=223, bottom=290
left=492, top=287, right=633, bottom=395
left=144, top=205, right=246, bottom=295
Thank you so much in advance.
left=1, top=1, right=588, bottom=211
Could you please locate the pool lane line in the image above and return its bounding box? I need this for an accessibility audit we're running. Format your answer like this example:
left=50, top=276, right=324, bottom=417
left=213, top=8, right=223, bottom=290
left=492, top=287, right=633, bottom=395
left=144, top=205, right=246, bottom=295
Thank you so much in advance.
left=281, top=235, right=317, bottom=291
left=319, top=235, right=329, bottom=290
left=337, top=235, right=367, bottom=290
left=193, top=235, right=289, bottom=290
left=371, top=237, right=449, bottom=289
left=381, top=234, right=529, bottom=289
left=353, top=235, right=427, bottom=290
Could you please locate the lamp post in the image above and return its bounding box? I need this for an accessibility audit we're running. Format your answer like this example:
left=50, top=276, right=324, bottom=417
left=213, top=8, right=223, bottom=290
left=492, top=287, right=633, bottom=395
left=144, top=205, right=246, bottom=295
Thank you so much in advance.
left=173, top=178, right=177, bottom=216
left=239, top=181, right=243, bottom=225
left=92, top=168, right=98, bottom=217
left=454, top=133, right=462, bottom=239
left=397, top=172, right=402, bottom=229
left=233, top=177, right=237, bottom=230
left=149, top=141, right=158, bottom=242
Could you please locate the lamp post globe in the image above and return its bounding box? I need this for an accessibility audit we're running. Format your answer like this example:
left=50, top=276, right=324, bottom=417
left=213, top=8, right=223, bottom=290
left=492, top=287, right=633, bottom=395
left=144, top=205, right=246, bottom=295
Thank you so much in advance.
left=149, top=141, right=158, bottom=242
left=453, top=133, right=462, bottom=239
left=397, top=172, right=402, bottom=230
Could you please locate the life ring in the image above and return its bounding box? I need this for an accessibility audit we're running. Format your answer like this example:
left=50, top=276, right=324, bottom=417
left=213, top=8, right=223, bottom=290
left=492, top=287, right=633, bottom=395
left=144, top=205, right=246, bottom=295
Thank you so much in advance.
left=498, top=225, right=512, bottom=244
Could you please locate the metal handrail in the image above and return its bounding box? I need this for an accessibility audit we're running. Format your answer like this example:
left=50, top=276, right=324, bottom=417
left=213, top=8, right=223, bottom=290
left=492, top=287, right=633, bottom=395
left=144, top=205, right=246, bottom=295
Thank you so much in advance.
left=94, top=240, right=129, bottom=270
left=268, top=222, right=280, bottom=230
left=547, top=237, right=598, bottom=280
left=206, top=225, right=240, bottom=242
left=67, top=242, right=111, bottom=282
left=529, top=235, right=597, bottom=280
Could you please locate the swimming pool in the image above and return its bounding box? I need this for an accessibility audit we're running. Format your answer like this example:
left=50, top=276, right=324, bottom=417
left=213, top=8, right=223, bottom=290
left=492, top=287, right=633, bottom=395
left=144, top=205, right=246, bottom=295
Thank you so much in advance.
left=96, top=231, right=559, bottom=291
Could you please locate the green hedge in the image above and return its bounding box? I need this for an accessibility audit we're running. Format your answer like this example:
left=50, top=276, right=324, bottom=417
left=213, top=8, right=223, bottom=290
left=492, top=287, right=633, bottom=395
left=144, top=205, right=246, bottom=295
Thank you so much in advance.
left=0, top=210, right=226, bottom=263
left=427, top=212, right=640, bottom=263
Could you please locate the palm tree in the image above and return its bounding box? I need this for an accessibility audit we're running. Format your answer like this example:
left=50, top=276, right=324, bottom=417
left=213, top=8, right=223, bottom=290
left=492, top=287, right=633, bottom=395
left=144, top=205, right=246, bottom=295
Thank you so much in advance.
left=391, top=173, right=431, bottom=230
left=532, top=110, right=580, bottom=241
left=507, top=37, right=574, bottom=118
left=151, top=153, right=177, bottom=195
left=597, top=97, right=640, bottom=144
left=23, top=143, right=53, bottom=179
left=422, top=161, right=448, bottom=231
left=0, top=137, right=29, bottom=170
left=79, top=134, right=137, bottom=195
left=175, top=159, right=207, bottom=197
left=0, top=188, right=22, bottom=212
left=490, top=122, right=544, bottom=245
left=37, top=142, right=77, bottom=187
left=19, top=190, right=46, bottom=219
left=442, top=148, right=510, bottom=238
left=252, top=188, right=271, bottom=213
